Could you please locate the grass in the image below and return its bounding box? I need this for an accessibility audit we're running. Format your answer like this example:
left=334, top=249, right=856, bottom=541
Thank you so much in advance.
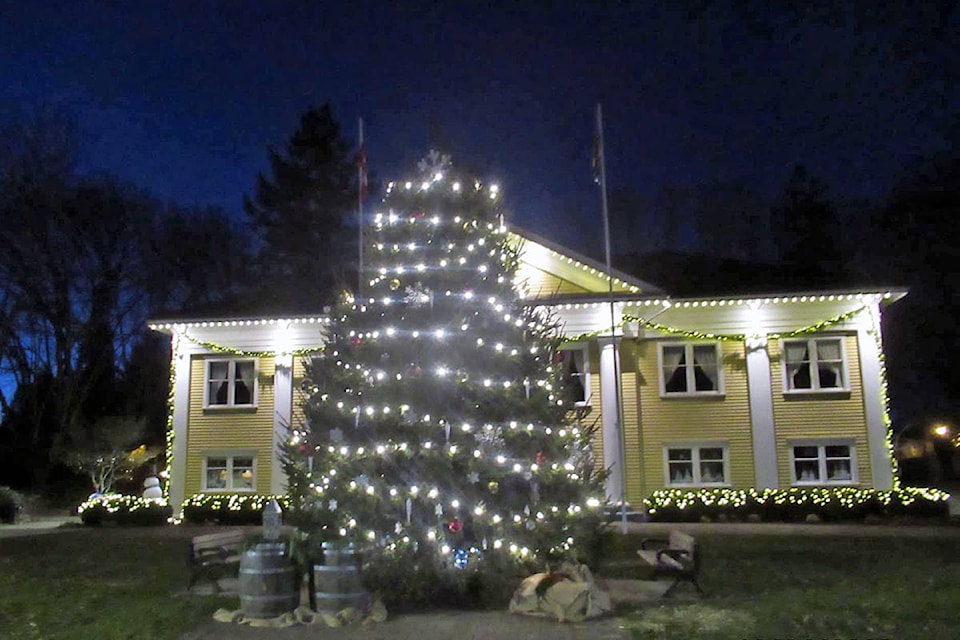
left=2, top=526, right=960, bottom=639
left=0, top=526, right=232, bottom=640
left=597, top=532, right=960, bottom=639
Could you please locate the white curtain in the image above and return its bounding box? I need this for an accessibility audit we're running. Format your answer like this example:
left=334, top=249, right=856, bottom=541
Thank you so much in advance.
left=785, top=343, right=810, bottom=389
left=816, top=340, right=843, bottom=387
left=662, top=346, right=686, bottom=392
left=693, top=346, right=718, bottom=389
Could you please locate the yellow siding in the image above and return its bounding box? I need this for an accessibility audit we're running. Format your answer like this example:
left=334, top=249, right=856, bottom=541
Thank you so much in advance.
left=769, top=335, right=872, bottom=486
left=291, top=355, right=312, bottom=430
left=620, top=341, right=643, bottom=503
left=185, top=355, right=276, bottom=496
left=517, top=265, right=592, bottom=298
left=637, top=340, right=755, bottom=494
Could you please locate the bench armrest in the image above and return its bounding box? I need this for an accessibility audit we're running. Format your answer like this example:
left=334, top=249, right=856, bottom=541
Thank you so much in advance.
left=657, top=548, right=690, bottom=564
left=640, top=537, right=668, bottom=550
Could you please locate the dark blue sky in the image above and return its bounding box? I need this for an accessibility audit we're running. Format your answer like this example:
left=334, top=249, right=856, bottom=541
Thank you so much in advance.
left=2, top=1, right=956, bottom=254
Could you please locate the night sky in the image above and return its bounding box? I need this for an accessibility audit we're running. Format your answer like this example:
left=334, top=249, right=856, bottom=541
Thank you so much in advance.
left=2, top=1, right=957, bottom=254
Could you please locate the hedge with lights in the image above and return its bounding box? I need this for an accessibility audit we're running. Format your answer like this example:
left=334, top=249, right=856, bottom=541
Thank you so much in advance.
left=643, top=487, right=950, bottom=523
left=78, top=494, right=172, bottom=526
left=181, top=493, right=291, bottom=525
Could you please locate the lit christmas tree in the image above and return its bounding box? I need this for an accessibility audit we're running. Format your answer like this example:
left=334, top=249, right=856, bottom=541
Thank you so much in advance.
left=284, top=152, right=605, bottom=594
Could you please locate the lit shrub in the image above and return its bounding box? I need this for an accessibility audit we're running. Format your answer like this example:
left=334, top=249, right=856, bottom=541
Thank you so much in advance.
left=180, top=493, right=290, bottom=525
left=643, top=487, right=950, bottom=523
left=78, top=494, right=171, bottom=526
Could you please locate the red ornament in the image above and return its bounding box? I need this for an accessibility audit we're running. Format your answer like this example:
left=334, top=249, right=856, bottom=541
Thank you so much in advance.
left=414, top=209, right=426, bottom=219
left=447, top=518, right=463, bottom=533
left=535, top=451, right=545, bottom=465
left=351, top=336, right=363, bottom=347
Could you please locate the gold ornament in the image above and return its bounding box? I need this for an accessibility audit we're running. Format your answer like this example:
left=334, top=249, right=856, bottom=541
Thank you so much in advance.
left=390, top=278, right=402, bottom=291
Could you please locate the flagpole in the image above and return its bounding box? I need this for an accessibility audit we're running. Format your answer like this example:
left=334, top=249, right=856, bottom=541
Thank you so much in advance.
left=595, top=103, right=628, bottom=534
left=357, top=117, right=365, bottom=296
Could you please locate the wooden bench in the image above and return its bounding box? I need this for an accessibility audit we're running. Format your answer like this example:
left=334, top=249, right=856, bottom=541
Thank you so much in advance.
left=637, top=530, right=704, bottom=597
left=187, top=529, right=248, bottom=591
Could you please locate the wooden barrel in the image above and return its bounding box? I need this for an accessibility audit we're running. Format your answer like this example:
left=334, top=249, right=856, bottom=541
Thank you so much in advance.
left=239, top=542, right=298, bottom=618
left=313, top=542, right=367, bottom=613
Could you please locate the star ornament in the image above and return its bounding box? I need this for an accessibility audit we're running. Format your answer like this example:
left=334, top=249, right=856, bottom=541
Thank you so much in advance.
left=417, top=150, right=452, bottom=176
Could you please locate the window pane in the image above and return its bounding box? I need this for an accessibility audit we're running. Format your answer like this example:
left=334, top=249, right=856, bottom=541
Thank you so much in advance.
left=818, top=365, right=842, bottom=388
left=209, top=381, right=229, bottom=404
left=562, top=350, right=587, bottom=403
left=816, top=340, right=842, bottom=361
left=700, top=447, right=724, bottom=461
left=668, top=448, right=692, bottom=461
left=668, top=462, right=694, bottom=484
left=206, top=458, right=227, bottom=490
left=663, top=349, right=687, bottom=393
left=784, top=343, right=809, bottom=364
left=790, top=363, right=812, bottom=389
left=826, top=459, right=852, bottom=481
left=824, top=445, right=850, bottom=458
left=700, top=461, right=725, bottom=483
left=234, top=361, right=255, bottom=405
left=794, top=460, right=820, bottom=482
left=692, top=346, right=718, bottom=391
left=794, top=446, right=818, bottom=459
left=208, top=361, right=229, bottom=379
left=232, top=458, right=255, bottom=490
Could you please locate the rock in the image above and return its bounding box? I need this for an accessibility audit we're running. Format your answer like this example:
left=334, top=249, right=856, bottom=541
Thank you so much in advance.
left=805, top=513, right=821, bottom=524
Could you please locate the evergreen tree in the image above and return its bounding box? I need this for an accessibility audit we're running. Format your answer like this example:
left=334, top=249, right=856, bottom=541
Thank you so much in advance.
left=244, top=103, right=357, bottom=309
left=283, top=153, right=605, bottom=599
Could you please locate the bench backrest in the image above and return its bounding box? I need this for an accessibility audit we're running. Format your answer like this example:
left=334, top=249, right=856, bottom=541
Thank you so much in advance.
left=668, top=530, right=699, bottom=570
left=191, top=530, right=247, bottom=554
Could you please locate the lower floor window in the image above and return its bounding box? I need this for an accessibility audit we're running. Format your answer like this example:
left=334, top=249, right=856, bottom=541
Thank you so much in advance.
left=665, top=445, right=728, bottom=486
left=204, top=454, right=256, bottom=491
left=792, top=442, right=855, bottom=484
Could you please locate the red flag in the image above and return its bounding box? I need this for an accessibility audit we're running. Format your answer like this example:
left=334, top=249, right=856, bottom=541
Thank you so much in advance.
left=358, top=142, right=369, bottom=202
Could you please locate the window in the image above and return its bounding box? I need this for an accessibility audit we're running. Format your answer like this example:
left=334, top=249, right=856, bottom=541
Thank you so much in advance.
left=205, top=359, right=257, bottom=407
left=659, top=343, right=722, bottom=396
left=561, top=346, right=590, bottom=405
left=204, top=454, right=256, bottom=491
left=791, top=442, right=856, bottom=485
left=782, top=337, right=846, bottom=392
left=664, top=444, right=729, bottom=486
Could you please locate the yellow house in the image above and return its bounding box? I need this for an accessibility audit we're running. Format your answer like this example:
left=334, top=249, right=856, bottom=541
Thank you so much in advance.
left=151, top=228, right=904, bottom=515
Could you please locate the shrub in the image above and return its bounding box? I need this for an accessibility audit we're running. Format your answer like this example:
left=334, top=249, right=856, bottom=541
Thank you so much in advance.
left=643, top=487, right=950, bottom=523
left=78, top=494, right=171, bottom=526
left=0, top=486, right=24, bottom=524
left=180, top=493, right=290, bottom=525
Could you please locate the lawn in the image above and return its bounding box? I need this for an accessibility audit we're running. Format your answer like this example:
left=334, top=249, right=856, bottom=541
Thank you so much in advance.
left=2, top=526, right=960, bottom=639
left=600, top=532, right=960, bottom=639
left=0, top=526, right=232, bottom=640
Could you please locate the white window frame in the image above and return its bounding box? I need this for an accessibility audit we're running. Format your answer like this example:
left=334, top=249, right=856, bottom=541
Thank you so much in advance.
left=560, top=344, right=591, bottom=406
left=662, top=442, right=731, bottom=487
left=789, top=439, right=858, bottom=486
left=657, top=342, right=724, bottom=397
left=202, top=452, right=257, bottom=492
left=203, top=358, right=259, bottom=408
left=780, top=335, right=850, bottom=394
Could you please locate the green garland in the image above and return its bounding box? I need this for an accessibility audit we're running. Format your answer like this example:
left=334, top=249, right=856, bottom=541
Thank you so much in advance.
left=179, top=330, right=324, bottom=358
left=562, top=305, right=868, bottom=343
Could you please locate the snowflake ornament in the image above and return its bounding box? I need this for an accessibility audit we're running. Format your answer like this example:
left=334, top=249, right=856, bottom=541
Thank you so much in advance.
left=417, top=149, right=452, bottom=176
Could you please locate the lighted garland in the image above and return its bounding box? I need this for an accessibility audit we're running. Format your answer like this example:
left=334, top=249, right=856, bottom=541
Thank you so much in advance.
left=867, top=307, right=900, bottom=488
left=178, top=330, right=324, bottom=358
left=644, top=486, right=950, bottom=520
left=162, top=333, right=179, bottom=500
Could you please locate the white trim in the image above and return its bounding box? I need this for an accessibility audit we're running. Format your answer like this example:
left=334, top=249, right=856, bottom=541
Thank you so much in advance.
left=202, top=451, right=258, bottom=492
left=788, top=438, right=858, bottom=486
left=780, top=335, right=851, bottom=394
left=202, top=357, right=259, bottom=408
left=662, top=441, right=731, bottom=487
left=598, top=338, right=623, bottom=502
left=657, top=341, right=725, bottom=398
left=272, top=358, right=293, bottom=495
left=745, top=338, right=779, bottom=488
left=858, top=320, right=894, bottom=489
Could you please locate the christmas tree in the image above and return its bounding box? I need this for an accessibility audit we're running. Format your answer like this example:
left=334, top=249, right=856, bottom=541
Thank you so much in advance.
left=284, top=152, right=606, bottom=595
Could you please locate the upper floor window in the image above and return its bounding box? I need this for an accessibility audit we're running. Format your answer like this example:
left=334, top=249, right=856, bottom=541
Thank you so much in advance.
left=561, top=345, right=590, bottom=406
left=205, top=358, right=257, bottom=408
left=659, top=343, right=722, bottom=396
left=782, top=337, right=847, bottom=392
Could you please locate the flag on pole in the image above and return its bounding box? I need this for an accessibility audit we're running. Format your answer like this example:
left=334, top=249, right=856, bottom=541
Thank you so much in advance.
left=357, top=124, right=369, bottom=202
